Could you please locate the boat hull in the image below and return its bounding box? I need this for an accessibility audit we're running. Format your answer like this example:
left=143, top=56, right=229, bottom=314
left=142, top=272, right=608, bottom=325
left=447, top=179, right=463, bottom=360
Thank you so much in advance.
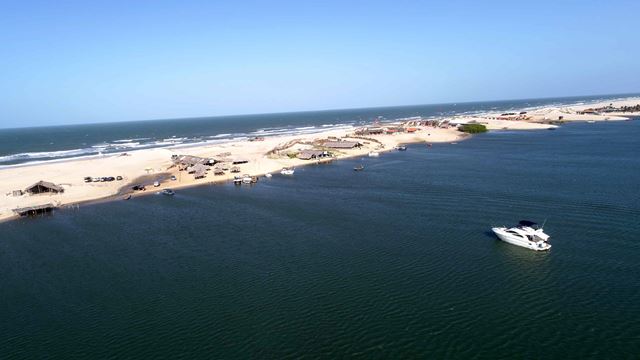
left=492, top=227, right=551, bottom=251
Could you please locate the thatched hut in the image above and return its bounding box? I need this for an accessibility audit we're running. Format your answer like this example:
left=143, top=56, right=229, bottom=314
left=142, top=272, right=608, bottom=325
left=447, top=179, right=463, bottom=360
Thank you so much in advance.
left=24, top=181, right=64, bottom=194
left=298, top=150, right=330, bottom=160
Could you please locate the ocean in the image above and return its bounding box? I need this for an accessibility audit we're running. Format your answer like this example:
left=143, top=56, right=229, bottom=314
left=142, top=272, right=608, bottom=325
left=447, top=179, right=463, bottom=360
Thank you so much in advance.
left=0, top=93, right=636, bottom=167
left=1, top=117, right=639, bottom=358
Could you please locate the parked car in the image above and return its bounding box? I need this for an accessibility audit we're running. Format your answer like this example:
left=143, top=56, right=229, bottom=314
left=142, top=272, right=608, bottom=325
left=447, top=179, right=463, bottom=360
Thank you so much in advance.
left=92, top=177, right=101, bottom=182
left=84, top=177, right=92, bottom=183
left=170, top=175, right=177, bottom=181
left=153, top=181, right=160, bottom=187
left=116, top=176, right=123, bottom=181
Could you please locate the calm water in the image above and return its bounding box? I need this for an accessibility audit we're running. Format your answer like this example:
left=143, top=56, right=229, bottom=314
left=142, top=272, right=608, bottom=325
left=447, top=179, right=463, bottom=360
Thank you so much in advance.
left=1, top=93, right=636, bottom=166
left=1, top=120, right=639, bottom=358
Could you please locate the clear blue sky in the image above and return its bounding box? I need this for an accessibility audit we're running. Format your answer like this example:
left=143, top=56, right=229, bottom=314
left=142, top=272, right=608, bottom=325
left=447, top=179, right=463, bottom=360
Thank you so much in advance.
left=1, top=0, right=638, bottom=128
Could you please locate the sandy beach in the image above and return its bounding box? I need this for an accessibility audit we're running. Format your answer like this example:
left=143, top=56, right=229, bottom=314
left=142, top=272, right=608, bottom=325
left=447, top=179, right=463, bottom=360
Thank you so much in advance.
left=1, top=96, right=638, bottom=223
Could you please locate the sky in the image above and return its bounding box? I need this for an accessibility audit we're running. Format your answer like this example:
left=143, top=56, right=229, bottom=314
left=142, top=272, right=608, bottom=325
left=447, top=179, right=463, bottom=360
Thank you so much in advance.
left=1, top=0, right=638, bottom=128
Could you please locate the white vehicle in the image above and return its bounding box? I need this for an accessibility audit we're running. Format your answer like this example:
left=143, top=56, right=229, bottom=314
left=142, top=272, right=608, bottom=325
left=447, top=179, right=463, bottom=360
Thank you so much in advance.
left=492, top=220, right=551, bottom=251
left=280, top=168, right=295, bottom=175
left=153, top=181, right=160, bottom=187
left=368, top=151, right=380, bottom=157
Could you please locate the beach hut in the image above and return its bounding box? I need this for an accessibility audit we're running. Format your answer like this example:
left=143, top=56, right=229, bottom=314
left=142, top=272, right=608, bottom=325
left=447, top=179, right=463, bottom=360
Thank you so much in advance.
left=24, top=181, right=64, bottom=195
left=297, top=150, right=330, bottom=160
left=230, top=166, right=240, bottom=173
left=323, top=141, right=361, bottom=149
left=213, top=168, right=225, bottom=176
left=232, top=158, right=249, bottom=165
left=13, top=203, right=57, bottom=216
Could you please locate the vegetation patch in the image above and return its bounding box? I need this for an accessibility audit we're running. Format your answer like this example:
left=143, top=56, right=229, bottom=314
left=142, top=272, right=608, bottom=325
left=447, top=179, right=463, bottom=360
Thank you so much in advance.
left=459, top=124, right=487, bottom=134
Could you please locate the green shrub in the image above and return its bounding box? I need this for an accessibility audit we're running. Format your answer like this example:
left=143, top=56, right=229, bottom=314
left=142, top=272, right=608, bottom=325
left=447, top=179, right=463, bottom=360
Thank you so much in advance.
left=459, top=124, right=487, bottom=134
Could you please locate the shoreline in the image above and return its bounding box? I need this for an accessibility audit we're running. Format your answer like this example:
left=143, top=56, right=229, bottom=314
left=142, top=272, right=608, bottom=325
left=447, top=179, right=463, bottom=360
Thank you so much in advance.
left=1, top=97, right=639, bottom=224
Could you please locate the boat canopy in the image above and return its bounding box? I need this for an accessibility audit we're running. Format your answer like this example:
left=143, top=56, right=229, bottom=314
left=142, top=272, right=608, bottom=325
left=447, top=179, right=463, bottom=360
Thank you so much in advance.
left=519, top=220, right=538, bottom=227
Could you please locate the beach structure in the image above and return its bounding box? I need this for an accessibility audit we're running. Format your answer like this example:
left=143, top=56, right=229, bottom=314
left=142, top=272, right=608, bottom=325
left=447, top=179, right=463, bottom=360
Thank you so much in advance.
left=323, top=141, right=361, bottom=149
left=230, top=166, right=240, bottom=173
left=13, top=203, right=57, bottom=216
left=297, top=150, right=331, bottom=160
left=355, top=127, right=384, bottom=135
left=213, top=167, right=225, bottom=176
left=24, top=181, right=64, bottom=195
left=232, top=158, right=249, bottom=165
left=173, top=155, right=216, bottom=170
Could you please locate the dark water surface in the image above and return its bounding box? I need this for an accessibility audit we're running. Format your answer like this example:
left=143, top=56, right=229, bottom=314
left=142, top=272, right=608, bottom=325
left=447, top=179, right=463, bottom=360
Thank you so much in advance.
left=1, top=121, right=639, bottom=358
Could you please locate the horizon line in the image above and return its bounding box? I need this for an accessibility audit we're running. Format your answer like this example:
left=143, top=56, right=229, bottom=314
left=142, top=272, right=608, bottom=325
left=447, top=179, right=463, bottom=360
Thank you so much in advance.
left=2, top=91, right=639, bottom=131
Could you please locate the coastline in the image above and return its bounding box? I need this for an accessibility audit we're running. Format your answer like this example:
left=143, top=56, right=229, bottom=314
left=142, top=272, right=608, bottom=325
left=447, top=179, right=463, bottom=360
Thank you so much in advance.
left=1, top=97, right=639, bottom=224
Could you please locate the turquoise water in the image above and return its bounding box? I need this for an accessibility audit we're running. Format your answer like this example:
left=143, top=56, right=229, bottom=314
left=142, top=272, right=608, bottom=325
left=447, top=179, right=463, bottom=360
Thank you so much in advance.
left=1, top=94, right=636, bottom=166
left=1, top=120, right=639, bottom=358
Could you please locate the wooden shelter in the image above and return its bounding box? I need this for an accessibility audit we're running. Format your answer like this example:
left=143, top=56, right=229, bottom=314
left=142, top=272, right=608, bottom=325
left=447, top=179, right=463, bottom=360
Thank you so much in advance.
left=13, top=203, right=57, bottom=216
left=298, top=150, right=330, bottom=160
left=323, top=141, right=361, bottom=149
left=24, top=181, right=64, bottom=194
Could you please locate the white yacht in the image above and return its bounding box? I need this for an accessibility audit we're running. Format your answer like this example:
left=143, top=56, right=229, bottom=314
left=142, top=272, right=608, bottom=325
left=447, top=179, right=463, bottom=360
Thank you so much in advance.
left=242, top=174, right=252, bottom=184
left=280, top=168, right=295, bottom=175
left=265, top=173, right=272, bottom=178
left=368, top=151, right=380, bottom=157
left=492, top=220, right=551, bottom=251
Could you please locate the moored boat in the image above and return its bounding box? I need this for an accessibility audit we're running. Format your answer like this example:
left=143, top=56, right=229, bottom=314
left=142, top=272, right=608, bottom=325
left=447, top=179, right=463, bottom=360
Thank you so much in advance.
left=354, top=165, right=365, bottom=171
left=368, top=151, right=380, bottom=157
left=395, top=145, right=407, bottom=151
left=280, top=167, right=295, bottom=175
left=161, top=189, right=175, bottom=196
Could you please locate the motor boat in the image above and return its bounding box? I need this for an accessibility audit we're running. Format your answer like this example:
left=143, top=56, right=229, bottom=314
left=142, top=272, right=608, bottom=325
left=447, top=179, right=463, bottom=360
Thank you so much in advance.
left=265, top=173, right=272, bottom=178
left=368, top=151, right=380, bottom=157
left=242, top=174, right=252, bottom=184
left=395, top=145, right=407, bottom=151
left=161, top=189, right=175, bottom=196
left=354, top=165, right=364, bottom=171
left=492, top=220, right=551, bottom=251
left=281, top=168, right=295, bottom=175
left=233, top=176, right=242, bottom=185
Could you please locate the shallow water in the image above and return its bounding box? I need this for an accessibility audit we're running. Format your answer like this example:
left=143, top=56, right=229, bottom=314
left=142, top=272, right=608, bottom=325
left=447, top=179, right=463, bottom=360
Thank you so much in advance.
left=1, top=120, right=639, bottom=358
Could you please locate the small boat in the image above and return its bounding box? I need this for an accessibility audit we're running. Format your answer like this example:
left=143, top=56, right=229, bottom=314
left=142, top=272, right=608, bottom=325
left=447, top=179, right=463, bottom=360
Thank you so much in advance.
left=587, top=120, right=596, bottom=123
left=242, top=174, right=252, bottom=184
left=265, top=173, right=272, bottom=178
left=280, top=168, right=295, bottom=175
left=492, top=220, right=551, bottom=251
left=395, top=145, right=407, bottom=151
left=233, top=176, right=242, bottom=185
left=161, top=189, right=175, bottom=196
left=354, top=165, right=365, bottom=171
left=368, top=151, right=380, bottom=157
left=426, top=143, right=432, bottom=148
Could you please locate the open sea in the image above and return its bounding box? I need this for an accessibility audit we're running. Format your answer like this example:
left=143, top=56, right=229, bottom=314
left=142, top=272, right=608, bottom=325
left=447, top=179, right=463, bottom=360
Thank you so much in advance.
left=0, top=93, right=637, bottom=167
left=1, top=98, right=640, bottom=358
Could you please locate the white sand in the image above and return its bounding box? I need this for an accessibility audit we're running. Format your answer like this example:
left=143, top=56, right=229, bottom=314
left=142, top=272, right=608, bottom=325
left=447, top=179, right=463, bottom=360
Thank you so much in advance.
left=0, top=126, right=462, bottom=222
